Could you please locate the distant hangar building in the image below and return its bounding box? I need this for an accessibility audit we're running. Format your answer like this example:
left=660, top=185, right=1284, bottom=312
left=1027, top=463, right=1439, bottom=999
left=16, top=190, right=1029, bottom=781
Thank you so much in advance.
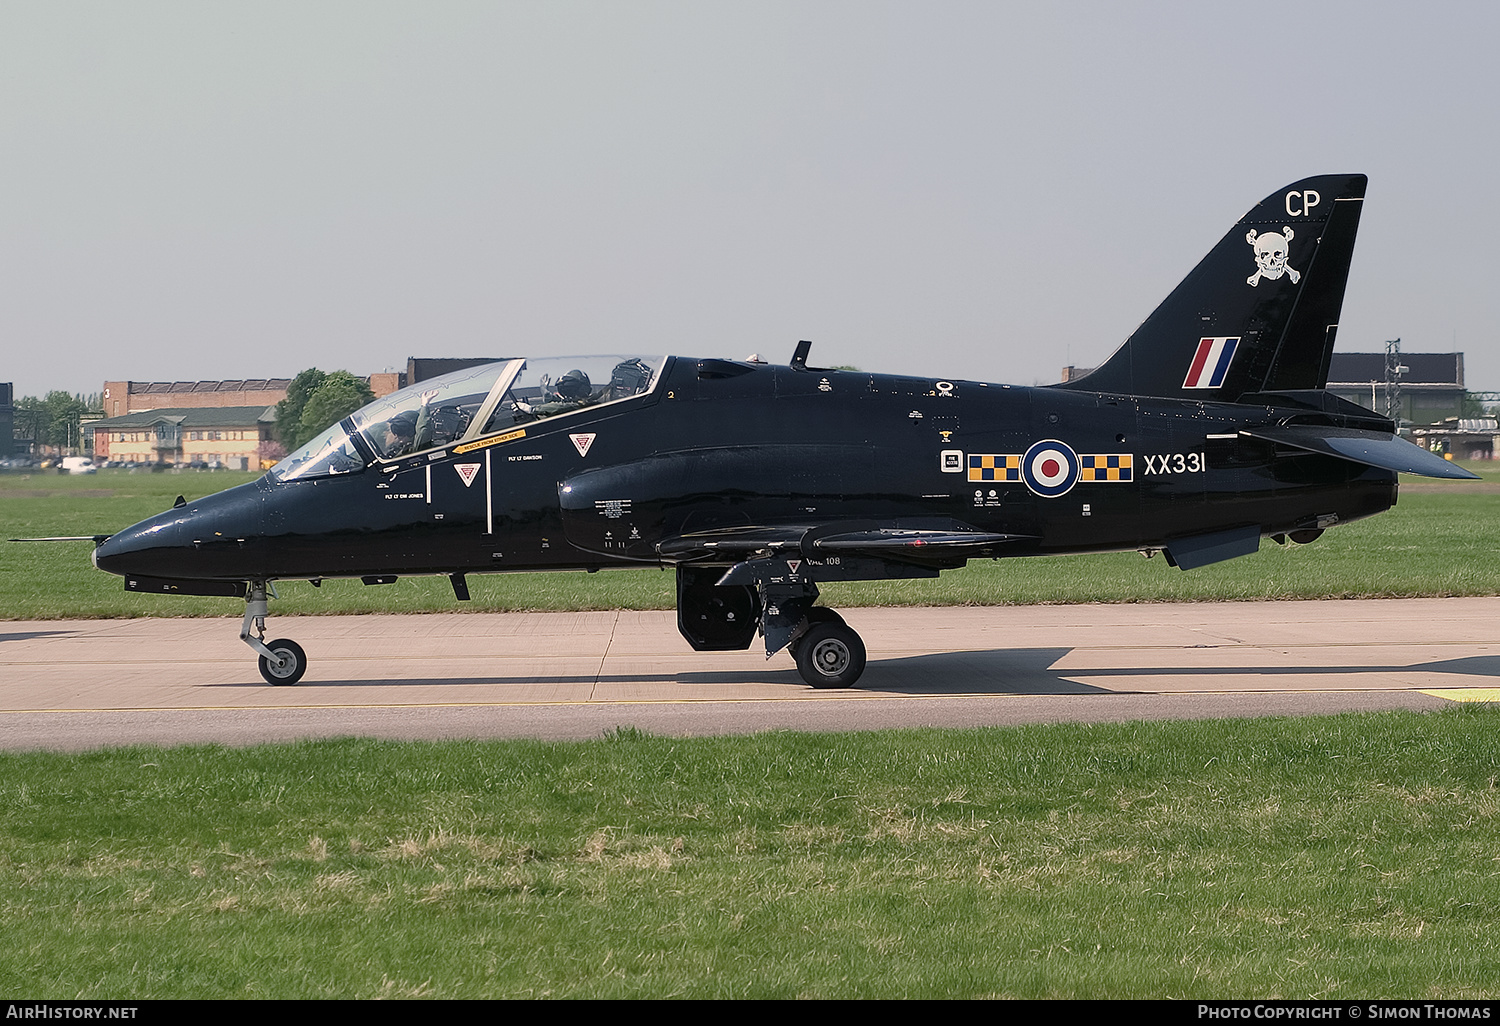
left=1323, top=352, right=1466, bottom=425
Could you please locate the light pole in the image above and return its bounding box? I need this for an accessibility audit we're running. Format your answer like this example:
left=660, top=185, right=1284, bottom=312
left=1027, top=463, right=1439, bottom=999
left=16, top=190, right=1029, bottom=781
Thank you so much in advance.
left=1384, top=338, right=1408, bottom=424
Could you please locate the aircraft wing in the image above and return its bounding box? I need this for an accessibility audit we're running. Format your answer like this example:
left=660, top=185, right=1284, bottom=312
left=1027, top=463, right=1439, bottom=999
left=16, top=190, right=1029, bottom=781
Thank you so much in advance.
left=657, top=521, right=1032, bottom=561
left=1240, top=425, right=1480, bottom=480
left=809, top=528, right=1030, bottom=551
left=655, top=525, right=806, bottom=556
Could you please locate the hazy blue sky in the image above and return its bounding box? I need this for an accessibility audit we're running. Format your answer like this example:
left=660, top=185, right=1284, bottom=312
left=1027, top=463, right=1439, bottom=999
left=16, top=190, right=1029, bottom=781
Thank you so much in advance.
left=3, top=1, right=1497, bottom=399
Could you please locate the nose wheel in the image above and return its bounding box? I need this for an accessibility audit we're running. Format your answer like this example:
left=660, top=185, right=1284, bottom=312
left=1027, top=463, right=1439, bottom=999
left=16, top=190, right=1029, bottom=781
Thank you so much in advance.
left=257, top=638, right=307, bottom=686
left=241, top=581, right=308, bottom=685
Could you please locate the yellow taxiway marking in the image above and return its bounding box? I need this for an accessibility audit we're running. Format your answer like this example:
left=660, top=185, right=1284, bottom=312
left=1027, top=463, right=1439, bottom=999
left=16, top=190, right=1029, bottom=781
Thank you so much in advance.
left=1418, top=689, right=1500, bottom=703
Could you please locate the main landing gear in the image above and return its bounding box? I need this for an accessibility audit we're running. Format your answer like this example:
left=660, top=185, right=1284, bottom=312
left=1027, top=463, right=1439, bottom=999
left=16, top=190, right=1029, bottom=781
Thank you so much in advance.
left=756, top=581, right=868, bottom=690
left=675, top=566, right=869, bottom=689
left=241, top=581, right=307, bottom=685
left=789, top=608, right=866, bottom=689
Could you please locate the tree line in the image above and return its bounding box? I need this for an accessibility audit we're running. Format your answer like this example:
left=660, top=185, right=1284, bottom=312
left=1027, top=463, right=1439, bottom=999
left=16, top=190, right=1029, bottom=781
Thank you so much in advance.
left=273, top=369, right=375, bottom=451
left=11, top=392, right=101, bottom=450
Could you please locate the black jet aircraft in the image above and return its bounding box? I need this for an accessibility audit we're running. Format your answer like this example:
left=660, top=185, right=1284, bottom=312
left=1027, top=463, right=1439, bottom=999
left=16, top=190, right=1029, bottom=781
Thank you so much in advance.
left=89, top=174, right=1475, bottom=688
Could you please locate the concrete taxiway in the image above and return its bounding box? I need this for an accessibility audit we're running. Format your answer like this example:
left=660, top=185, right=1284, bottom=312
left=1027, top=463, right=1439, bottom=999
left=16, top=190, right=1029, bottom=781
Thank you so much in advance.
left=1, top=597, right=1496, bottom=750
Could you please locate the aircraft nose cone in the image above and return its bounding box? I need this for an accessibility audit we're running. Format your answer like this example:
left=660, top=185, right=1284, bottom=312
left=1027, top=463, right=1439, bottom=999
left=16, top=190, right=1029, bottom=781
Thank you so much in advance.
left=93, top=480, right=268, bottom=581
left=93, top=513, right=187, bottom=578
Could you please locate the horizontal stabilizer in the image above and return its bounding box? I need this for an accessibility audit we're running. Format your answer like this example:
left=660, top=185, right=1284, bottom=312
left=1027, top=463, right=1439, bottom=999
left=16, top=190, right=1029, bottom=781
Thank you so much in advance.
left=1240, top=426, right=1480, bottom=480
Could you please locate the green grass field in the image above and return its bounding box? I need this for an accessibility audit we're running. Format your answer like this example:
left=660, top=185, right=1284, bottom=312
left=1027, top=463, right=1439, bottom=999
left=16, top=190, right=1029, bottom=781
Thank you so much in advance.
left=3, top=464, right=1498, bottom=619
left=2, top=710, right=1498, bottom=998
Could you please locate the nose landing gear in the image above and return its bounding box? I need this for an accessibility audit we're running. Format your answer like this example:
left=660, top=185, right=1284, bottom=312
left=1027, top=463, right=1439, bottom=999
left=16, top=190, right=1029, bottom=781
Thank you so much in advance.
left=241, top=581, right=307, bottom=685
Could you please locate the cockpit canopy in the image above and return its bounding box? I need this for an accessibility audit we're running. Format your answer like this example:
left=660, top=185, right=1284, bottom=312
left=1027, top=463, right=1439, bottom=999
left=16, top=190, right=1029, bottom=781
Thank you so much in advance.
left=269, top=355, right=663, bottom=482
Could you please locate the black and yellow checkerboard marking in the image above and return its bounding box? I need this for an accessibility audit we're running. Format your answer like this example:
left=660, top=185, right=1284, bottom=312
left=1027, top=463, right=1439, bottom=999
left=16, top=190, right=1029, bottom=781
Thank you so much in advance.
left=969, top=452, right=1134, bottom=484
left=1080, top=454, right=1133, bottom=481
left=968, top=454, right=1021, bottom=482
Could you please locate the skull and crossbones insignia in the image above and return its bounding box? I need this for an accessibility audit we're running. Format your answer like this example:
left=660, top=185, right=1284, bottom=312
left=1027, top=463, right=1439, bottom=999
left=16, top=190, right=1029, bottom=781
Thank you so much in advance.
left=1245, top=227, right=1301, bottom=287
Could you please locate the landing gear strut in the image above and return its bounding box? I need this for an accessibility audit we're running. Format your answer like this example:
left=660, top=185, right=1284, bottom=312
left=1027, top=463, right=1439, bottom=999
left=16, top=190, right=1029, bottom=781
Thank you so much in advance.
left=241, top=581, right=307, bottom=685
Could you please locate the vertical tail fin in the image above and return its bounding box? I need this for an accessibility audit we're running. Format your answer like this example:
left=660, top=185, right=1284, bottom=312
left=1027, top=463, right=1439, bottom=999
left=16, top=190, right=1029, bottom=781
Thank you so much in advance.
left=1056, top=174, right=1366, bottom=402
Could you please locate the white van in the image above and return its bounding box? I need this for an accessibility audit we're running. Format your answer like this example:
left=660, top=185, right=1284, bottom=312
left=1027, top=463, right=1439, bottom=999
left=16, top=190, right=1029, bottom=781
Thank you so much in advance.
left=61, top=456, right=98, bottom=474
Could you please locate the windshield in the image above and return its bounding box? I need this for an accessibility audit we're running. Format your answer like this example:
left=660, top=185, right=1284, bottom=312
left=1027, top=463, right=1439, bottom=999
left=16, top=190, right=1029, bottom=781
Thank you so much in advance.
left=268, top=355, right=664, bottom=482
left=269, top=419, right=368, bottom=482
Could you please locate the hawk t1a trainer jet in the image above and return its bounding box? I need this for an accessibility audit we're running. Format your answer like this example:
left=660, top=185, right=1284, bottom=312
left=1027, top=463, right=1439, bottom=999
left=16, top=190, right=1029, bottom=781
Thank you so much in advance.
left=91, top=174, right=1474, bottom=687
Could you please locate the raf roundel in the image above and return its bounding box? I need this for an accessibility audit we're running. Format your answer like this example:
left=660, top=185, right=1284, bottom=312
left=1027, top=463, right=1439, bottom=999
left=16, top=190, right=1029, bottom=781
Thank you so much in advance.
left=1022, top=439, right=1080, bottom=498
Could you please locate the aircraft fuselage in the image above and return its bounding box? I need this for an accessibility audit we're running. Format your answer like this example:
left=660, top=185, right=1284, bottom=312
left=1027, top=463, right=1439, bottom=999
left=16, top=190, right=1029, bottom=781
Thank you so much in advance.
left=93, top=358, right=1397, bottom=584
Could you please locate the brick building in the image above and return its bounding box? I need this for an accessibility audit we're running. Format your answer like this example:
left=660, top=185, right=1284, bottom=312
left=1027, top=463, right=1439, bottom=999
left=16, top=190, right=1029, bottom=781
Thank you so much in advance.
left=90, top=371, right=407, bottom=469
left=102, top=379, right=291, bottom=418
left=101, top=373, right=405, bottom=418
left=87, top=406, right=278, bottom=470
left=85, top=365, right=491, bottom=467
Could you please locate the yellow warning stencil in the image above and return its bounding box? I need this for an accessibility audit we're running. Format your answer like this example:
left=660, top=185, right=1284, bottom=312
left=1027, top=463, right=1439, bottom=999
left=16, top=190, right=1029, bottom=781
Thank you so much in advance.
left=454, top=429, right=526, bottom=454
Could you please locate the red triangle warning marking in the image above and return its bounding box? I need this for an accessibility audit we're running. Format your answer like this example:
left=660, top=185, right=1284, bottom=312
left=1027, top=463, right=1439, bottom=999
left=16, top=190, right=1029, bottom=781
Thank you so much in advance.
left=455, top=463, right=481, bottom=487
left=570, top=433, right=596, bottom=457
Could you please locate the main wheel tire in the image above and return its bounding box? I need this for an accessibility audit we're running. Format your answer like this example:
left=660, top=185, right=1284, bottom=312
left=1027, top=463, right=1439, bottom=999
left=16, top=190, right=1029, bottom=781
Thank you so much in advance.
left=258, top=638, right=307, bottom=686
left=789, top=607, right=848, bottom=662
left=794, top=622, right=866, bottom=689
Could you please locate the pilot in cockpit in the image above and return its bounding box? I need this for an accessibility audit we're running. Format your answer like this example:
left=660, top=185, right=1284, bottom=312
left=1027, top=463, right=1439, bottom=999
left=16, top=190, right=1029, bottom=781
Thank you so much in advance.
left=523, top=369, right=596, bottom=418
left=375, top=410, right=418, bottom=458
left=516, top=359, right=653, bottom=420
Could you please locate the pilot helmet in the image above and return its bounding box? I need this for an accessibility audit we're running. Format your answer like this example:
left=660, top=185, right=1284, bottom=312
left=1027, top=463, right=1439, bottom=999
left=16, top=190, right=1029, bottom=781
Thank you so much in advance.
left=551, top=369, right=592, bottom=401
left=388, top=410, right=418, bottom=438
